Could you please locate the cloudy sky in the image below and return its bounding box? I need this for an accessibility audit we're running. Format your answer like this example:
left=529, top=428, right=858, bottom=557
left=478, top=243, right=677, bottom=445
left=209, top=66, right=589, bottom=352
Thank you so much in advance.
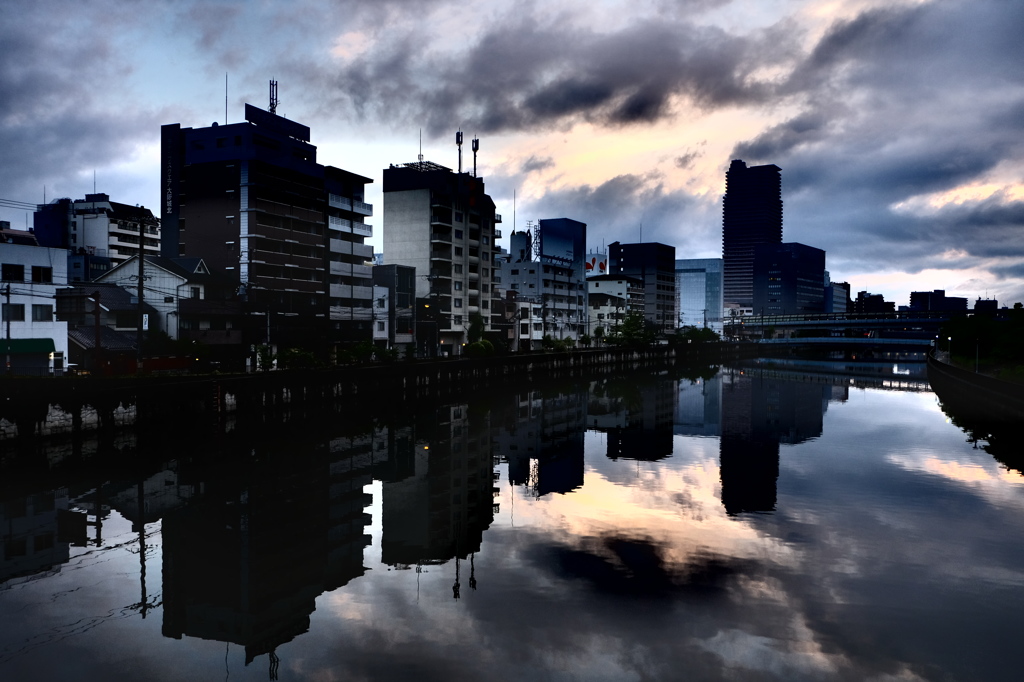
left=2, top=0, right=1022, bottom=306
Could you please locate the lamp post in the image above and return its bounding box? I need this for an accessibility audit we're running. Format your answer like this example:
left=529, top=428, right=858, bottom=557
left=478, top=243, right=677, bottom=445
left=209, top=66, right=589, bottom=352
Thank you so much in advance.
left=947, top=336, right=952, bottom=364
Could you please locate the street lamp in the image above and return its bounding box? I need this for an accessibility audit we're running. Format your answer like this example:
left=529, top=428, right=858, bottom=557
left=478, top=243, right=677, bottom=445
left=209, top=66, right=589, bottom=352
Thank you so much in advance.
left=947, top=336, right=952, bottom=363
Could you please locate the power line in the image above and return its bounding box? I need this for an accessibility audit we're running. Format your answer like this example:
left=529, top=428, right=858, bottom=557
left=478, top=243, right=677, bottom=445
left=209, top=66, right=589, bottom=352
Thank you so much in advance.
left=0, top=198, right=38, bottom=211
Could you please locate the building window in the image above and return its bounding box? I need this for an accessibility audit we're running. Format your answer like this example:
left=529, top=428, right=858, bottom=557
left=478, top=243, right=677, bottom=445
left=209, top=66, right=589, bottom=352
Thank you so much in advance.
left=454, top=298, right=463, bottom=308
left=191, top=287, right=200, bottom=299
left=455, top=229, right=464, bottom=239
left=31, top=266, right=53, bottom=283
left=31, top=304, right=52, bottom=322
left=483, top=236, right=490, bottom=245
left=164, top=296, right=174, bottom=303
left=454, top=265, right=463, bottom=274
left=454, top=281, right=463, bottom=291
left=2, top=304, right=25, bottom=321
left=454, top=247, right=463, bottom=257
left=377, top=321, right=385, bottom=331
left=455, top=212, right=464, bottom=223
left=454, top=315, right=463, bottom=325
left=1, top=264, right=24, bottom=282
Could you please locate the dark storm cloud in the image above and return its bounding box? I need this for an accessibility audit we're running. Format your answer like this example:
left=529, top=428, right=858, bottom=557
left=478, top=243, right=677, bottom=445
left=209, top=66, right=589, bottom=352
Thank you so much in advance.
left=0, top=0, right=156, bottom=208
left=506, top=173, right=718, bottom=255
left=323, top=13, right=791, bottom=136
left=728, top=0, right=1024, bottom=300
left=520, top=155, right=554, bottom=175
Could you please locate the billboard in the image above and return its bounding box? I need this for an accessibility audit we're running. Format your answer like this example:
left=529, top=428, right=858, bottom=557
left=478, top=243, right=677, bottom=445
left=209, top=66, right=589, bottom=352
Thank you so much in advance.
left=584, top=252, right=607, bottom=277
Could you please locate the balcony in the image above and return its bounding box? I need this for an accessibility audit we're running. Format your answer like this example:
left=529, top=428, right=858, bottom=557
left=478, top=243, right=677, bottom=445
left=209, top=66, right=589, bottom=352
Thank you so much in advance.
left=353, top=200, right=373, bottom=216
left=431, top=247, right=451, bottom=261
left=494, top=229, right=502, bottom=239
left=430, top=214, right=452, bottom=227
left=430, top=232, right=452, bottom=243
left=494, top=214, right=502, bottom=223
left=329, top=215, right=352, bottom=230
left=329, top=194, right=352, bottom=211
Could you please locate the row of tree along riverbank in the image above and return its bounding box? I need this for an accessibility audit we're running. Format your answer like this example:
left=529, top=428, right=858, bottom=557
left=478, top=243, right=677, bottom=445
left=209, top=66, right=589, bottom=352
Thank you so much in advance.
left=0, top=343, right=758, bottom=444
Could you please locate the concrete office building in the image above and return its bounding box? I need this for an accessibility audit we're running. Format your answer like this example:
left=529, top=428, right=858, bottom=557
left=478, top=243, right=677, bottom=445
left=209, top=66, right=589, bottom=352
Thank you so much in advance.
left=161, top=101, right=373, bottom=358
left=752, top=242, right=826, bottom=316
left=608, top=241, right=677, bottom=333
left=383, top=160, right=501, bottom=353
left=497, top=220, right=587, bottom=345
left=722, top=160, right=782, bottom=308
left=34, top=194, right=160, bottom=278
left=586, top=274, right=645, bottom=335
left=675, top=258, right=723, bottom=333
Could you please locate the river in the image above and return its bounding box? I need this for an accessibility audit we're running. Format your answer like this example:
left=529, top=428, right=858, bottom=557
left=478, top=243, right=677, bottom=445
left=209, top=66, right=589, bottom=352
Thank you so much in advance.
left=1, top=360, right=1022, bottom=681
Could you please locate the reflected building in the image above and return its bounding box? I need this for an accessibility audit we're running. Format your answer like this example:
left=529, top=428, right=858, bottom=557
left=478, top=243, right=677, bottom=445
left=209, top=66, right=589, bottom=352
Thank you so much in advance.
left=381, top=404, right=497, bottom=567
left=494, top=388, right=587, bottom=496
left=719, top=370, right=830, bottom=514
left=0, top=488, right=88, bottom=586
left=161, top=427, right=392, bottom=664
left=589, top=376, right=677, bottom=461
left=674, top=376, right=722, bottom=437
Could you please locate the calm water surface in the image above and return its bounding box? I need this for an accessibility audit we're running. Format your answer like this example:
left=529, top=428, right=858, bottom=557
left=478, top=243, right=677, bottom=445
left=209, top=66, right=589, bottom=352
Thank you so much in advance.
left=1, top=363, right=1022, bottom=681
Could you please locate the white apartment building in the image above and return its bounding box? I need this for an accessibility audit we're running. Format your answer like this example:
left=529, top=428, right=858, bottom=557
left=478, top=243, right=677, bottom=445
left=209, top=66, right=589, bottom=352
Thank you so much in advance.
left=383, top=160, right=501, bottom=355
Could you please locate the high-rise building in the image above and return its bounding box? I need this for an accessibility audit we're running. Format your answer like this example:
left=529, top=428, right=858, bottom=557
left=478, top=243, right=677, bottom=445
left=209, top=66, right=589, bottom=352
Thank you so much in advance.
left=608, top=241, right=677, bottom=332
left=675, top=258, right=723, bottom=332
left=752, top=242, right=825, bottom=316
left=382, top=160, right=500, bottom=353
left=161, top=103, right=373, bottom=356
left=722, top=160, right=782, bottom=308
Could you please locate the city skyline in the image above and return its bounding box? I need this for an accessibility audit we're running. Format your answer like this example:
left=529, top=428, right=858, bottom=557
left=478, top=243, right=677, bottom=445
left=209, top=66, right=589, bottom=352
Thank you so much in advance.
left=2, top=0, right=1022, bottom=307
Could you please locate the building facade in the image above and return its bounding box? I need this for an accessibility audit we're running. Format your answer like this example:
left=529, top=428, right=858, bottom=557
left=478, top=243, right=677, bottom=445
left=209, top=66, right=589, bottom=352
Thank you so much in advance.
left=382, top=161, right=500, bottom=354
left=161, top=103, right=373, bottom=358
left=608, top=241, right=677, bottom=333
left=0, top=231, right=69, bottom=375
left=586, top=274, right=645, bottom=336
left=752, top=242, right=826, bottom=317
left=722, top=160, right=782, bottom=309
left=34, top=194, right=160, bottom=279
left=675, top=258, right=724, bottom=333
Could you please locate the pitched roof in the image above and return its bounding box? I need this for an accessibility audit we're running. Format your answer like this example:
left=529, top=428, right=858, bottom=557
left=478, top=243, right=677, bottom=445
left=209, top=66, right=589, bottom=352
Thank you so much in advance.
left=68, top=326, right=138, bottom=351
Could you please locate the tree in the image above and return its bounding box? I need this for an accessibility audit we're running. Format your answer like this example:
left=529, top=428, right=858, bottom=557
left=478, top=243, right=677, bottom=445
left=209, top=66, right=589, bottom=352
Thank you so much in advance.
left=579, top=334, right=592, bottom=348
left=468, top=312, right=486, bottom=344
left=594, top=326, right=605, bottom=346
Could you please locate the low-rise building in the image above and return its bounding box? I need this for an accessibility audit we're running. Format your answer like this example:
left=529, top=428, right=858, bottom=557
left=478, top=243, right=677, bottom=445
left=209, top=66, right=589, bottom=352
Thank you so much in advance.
left=0, top=228, right=69, bottom=375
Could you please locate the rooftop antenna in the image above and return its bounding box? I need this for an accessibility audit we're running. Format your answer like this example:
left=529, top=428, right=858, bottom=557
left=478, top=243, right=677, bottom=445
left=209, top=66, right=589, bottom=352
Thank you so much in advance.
left=93, top=170, right=96, bottom=194
left=269, top=79, right=278, bottom=115
left=225, top=73, right=228, bottom=124
left=418, top=129, right=424, bottom=164
left=456, top=131, right=463, bottom=174
left=472, top=137, right=479, bottom=177
left=513, top=189, right=516, bottom=235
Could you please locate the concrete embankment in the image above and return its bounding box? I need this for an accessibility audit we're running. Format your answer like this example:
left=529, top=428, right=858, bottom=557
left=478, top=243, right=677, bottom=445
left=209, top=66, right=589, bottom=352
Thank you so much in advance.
left=927, top=351, right=1024, bottom=421
left=0, top=343, right=755, bottom=442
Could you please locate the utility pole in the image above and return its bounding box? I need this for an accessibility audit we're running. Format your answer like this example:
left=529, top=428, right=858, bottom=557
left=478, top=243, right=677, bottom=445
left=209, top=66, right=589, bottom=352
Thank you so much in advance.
left=4, top=283, right=10, bottom=375
left=93, top=291, right=102, bottom=375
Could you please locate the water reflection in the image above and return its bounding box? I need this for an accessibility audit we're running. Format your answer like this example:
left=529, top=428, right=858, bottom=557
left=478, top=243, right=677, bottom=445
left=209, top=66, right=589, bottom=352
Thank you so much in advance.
left=2, top=361, right=1023, bottom=680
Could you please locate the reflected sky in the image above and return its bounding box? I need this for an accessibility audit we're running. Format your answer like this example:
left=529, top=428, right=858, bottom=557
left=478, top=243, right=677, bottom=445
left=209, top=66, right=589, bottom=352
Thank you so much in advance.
left=1, top=365, right=1023, bottom=681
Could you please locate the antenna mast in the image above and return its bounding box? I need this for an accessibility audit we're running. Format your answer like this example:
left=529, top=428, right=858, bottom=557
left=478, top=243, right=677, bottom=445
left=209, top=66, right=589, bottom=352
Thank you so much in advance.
left=418, top=129, right=424, bottom=165
left=269, top=80, right=278, bottom=115
left=472, top=137, right=479, bottom=177
left=456, top=131, right=463, bottom=174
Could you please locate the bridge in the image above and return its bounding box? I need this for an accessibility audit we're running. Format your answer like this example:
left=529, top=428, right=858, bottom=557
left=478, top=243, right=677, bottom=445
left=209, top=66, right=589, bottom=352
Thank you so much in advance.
left=729, top=311, right=953, bottom=339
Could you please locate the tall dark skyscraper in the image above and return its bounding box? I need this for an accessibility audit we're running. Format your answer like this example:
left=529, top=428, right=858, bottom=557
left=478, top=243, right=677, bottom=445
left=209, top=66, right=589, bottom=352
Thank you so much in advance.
left=722, top=160, right=782, bottom=308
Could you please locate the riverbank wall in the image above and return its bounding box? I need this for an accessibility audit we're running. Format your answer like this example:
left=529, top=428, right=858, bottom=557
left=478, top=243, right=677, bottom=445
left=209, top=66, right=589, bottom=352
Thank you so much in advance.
left=927, top=351, right=1024, bottom=421
left=0, top=343, right=756, bottom=443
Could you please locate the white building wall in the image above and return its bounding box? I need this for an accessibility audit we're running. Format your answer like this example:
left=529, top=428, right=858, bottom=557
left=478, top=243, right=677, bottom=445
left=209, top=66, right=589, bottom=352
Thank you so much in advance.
left=0, top=242, right=69, bottom=370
